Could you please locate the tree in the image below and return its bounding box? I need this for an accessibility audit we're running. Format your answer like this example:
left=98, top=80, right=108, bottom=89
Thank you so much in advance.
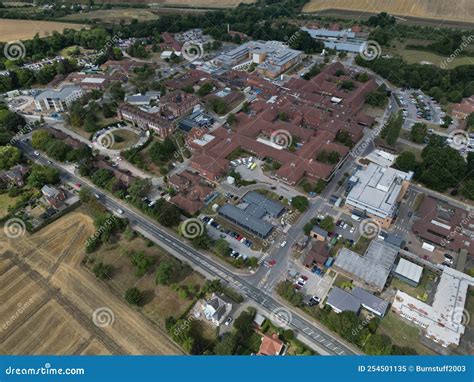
left=319, top=216, right=334, bottom=232
left=93, top=262, right=112, bottom=280
left=79, top=188, right=92, bottom=203
left=466, top=112, right=474, bottom=130
left=291, top=196, right=309, bottom=212
left=46, top=140, right=69, bottom=161
left=226, top=113, right=236, bottom=126
left=27, top=165, right=59, bottom=187
left=31, top=130, right=51, bottom=150
left=394, top=151, right=417, bottom=172
left=131, top=251, right=155, bottom=276
left=156, top=261, right=174, bottom=285
left=410, top=123, right=427, bottom=144
left=0, top=146, right=21, bottom=170
left=197, top=82, right=213, bottom=97
left=124, top=287, right=143, bottom=306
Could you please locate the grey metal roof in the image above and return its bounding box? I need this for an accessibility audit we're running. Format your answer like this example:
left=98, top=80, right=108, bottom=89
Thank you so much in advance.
left=394, top=258, right=423, bottom=283
left=311, top=225, right=328, bottom=238
left=242, top=191, right=285, bottom=217
left=351, top=287, right=389, bottom=316
left=218, top=204, right=273, bottom=237
left=385, top=234, right=405, bottom=248
left=35, top=85, right=81, bottom=102
left=326, top=287, right=361, bottom=313
left=334, top=240, right=398, bottom=290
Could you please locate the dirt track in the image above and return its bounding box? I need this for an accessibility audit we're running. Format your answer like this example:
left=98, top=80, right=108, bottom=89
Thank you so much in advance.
left=0, top=212, right=183, bottom=355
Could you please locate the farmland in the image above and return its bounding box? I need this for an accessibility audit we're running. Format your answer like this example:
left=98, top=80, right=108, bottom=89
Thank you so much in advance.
left=0, top=211, right=183, bottom=355
left=0, top=19, right=86, bottom=42
left=302, top=0, right=474, bottom=23
left=61, top=8, right=160, bottom=23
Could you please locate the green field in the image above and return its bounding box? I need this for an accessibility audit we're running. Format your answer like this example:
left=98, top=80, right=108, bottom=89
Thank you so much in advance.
left=378, top=311, right=435, bottom=355
left=387, top=41, right=474, bottom=69
left=0, top=193, right=17, bottom=218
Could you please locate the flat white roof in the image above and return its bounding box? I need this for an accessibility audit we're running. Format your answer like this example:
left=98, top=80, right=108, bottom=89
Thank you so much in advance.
left=394, top=258, right=423, bottom=283
left=193, top=134, right=215, bottom=146
left=81, top=77, right=105, bottom=84
left=392, top=267, right=474, bottom=348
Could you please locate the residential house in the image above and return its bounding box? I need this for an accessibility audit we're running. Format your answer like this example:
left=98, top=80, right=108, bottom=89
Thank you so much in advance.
left=257, top=333, right=286, bottom=355
left=41, top=185, right=66, bottom=207
left=203, top=294, right=232, bottom=326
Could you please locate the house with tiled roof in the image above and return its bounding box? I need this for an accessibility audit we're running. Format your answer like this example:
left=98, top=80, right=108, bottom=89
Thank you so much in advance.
left=257, top=333, right=286, bottom=356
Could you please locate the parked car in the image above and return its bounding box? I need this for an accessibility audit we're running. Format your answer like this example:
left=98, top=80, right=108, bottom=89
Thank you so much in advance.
left=224, top=317, right=233, bottom=326
left=280, top=241, right=287, bottom=247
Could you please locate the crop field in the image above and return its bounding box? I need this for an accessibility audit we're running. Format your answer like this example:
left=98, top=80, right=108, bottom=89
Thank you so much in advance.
left=0, top=212, right=183, bottom=355
left=0, top=19, right=87, bottom=42
left=302, top=0, right=474, bottom=23
left=61, top=8, right=160, bottom=23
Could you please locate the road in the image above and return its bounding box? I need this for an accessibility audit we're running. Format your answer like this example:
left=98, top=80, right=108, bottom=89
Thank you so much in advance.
left=17, top=141, right=361, bottom=356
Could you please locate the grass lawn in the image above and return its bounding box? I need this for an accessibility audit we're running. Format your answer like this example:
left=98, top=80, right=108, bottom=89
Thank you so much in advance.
left=412, top=193, right=425, bottom=212
left=390, top=270, right=437, bottom=301
left=378, top=311, right=435, bottom=355
left=353, top=236, right=371, bottom=255
left=389, top=46, right=474, bottom=69
left=0, top=193, right=18, bottom=218
left=87, top=234, right=206, bottom=328
left=61, top=8, right=159, bottom=23
left=111, top=129, right=140, bottom=151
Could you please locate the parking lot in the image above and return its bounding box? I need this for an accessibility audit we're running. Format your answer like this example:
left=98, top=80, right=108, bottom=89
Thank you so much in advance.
left=395, top=90, right=445, bottom=130
left=200, top=215, right=262, bottom=260
left=288, top=265, right=335, bottom=305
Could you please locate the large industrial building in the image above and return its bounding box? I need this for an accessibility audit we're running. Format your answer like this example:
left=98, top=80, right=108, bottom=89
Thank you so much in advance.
left=346, top=163, right=413, bottom=229
left=334, top=239, right=399, bottom=292
left=392, top=267, right=474, bottom=348
left=214, top=41, right=302, bottom=78
left=301, top=27, right=367, bottom=53
left=34, top=85, right=84, bottom=112
left=217, top=192, right=284, bottom=238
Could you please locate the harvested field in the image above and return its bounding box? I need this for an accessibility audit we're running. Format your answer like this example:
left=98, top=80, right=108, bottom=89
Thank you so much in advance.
left=0, top=212, right=183, bottom=355
left=0, top=19, right=87, bottom=42
left=61, top=8, right=159, bottom=23
left=302, top=0, right=474, bottom=23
